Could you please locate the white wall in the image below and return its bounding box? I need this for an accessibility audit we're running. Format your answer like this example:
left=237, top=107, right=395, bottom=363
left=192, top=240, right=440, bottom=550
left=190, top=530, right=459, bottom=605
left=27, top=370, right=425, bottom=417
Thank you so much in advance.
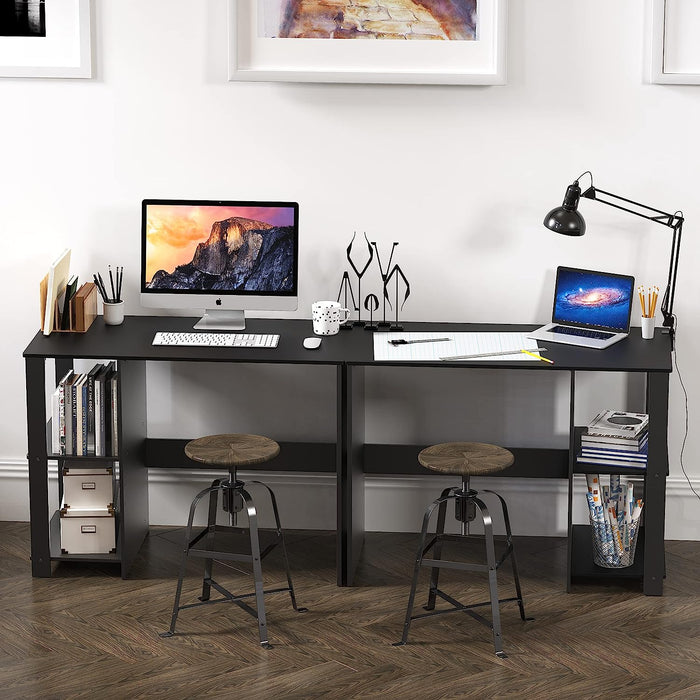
left=1, top=0, right=698, bottom=538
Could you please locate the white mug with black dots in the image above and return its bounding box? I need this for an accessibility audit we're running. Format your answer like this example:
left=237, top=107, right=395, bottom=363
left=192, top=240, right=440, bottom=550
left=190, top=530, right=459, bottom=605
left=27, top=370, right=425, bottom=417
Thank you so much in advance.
left=312, top=300, right=350, bottom=335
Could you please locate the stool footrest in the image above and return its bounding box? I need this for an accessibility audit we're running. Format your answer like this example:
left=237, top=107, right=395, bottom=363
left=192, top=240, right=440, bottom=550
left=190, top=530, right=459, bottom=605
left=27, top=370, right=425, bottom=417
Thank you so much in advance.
left=175, top=579, right=294, bottom=620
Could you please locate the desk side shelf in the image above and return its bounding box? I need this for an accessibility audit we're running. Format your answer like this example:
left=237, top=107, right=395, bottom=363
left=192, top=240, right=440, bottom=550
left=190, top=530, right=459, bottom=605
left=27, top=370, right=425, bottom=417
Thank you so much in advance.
left=26, top=356, right=148, bottom=579
left=570, top=524, right=645, bottom=580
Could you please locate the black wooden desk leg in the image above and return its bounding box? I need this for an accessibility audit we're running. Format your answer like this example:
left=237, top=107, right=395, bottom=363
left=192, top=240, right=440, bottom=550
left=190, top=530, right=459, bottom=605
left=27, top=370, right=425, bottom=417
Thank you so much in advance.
left=337, top=364, right=365, bottom=586
left=117, top=360, right=149, bottom=579
left=26, top=357, right=51, bottom=577
left=644, top=371, right=669, bottom=596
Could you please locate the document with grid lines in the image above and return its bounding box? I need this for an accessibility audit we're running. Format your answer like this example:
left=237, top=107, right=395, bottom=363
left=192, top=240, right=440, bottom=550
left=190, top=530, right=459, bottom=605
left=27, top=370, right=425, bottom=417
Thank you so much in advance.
left=373, top=332, right=543, bottom=362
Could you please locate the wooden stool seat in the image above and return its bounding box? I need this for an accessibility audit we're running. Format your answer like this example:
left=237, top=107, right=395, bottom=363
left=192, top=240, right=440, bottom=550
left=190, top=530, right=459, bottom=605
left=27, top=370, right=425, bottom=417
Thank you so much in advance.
left=185, top=433, right=280, bottom=468
left=418, top=441, right=513, bottom=477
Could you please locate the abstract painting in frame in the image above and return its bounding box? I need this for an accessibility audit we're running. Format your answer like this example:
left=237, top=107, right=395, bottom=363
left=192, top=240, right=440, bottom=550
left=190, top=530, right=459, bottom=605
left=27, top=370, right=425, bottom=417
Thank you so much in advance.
left=229, top=0, right=506, bottom=85
left=0, top=0, right=92, bottom=78
left=649, top=0, right=700, bottom=84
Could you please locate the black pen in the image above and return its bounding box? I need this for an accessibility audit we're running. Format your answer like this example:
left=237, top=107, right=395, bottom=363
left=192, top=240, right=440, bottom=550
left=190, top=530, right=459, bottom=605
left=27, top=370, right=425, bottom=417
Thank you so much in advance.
left=109, top=265, right=116, bottom=301
left=389, top=337, right=451, bottom=346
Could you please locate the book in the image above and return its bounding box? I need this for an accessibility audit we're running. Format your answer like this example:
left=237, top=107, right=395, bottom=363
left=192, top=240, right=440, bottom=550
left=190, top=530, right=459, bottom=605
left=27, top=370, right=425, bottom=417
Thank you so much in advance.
left=74, top=374, right=88, bottom=456
left=81, top=376, right=89, bottom=456
left=586, top=409, right=649, bottom=439
left=578, top=453, right=647, bottom=468
left=102, top=363, right=118, bottom=457
left=73, top=282, right=97, bottom=332
left=51, top=387, right=61, bottom=454
left=60, top=275, right=79, bottom=330
left=580, top=445, right=648, bottom=463
left=65, top=373, right=80, bottom=455
left=580, top=431, right=648, bottom=449
left=42, top=248, right=71, bottom=335
left=86, top=363, right=102, bottom=455
left=94, top=363, right=109, bottom=457
left=108, top=367, right=119, bottom=457
left=57, top=369, right=74, bottom=455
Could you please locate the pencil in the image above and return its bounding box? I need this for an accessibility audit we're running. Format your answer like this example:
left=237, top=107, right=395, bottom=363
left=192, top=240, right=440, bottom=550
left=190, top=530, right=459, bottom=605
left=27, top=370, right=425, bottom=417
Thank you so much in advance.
left=638, top=286, right=646, bottom=317
left=521, top=349, right=554, bottom=364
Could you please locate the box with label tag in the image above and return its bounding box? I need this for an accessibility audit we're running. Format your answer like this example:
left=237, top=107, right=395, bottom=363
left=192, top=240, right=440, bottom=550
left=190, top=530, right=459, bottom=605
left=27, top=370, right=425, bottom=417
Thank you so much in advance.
left=62, top=466, right=113, bottom=511
left=60, top=506, right=116, bottom=554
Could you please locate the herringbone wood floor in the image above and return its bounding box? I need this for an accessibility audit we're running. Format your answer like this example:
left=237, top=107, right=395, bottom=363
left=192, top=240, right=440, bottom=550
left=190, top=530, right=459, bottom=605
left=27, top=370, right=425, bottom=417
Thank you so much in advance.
left=0, top=521, right=698, bottom=699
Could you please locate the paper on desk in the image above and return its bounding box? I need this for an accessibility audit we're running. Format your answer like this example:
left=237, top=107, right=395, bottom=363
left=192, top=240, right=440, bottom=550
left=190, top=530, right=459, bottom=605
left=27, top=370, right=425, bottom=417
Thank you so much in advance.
left=373, top=332, right=542, bottom=362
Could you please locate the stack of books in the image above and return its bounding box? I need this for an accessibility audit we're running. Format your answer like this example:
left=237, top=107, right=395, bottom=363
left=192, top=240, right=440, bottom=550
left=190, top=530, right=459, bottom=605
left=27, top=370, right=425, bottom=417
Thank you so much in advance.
left=50, top=362, right=119, bottom=457
left=578, top=409, right=648, bottom=469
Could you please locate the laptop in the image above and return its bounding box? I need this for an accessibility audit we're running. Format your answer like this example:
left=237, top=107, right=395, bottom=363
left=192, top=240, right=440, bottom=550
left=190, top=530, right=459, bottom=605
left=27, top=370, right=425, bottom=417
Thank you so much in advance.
left=528, top=266, right=635, bottom=349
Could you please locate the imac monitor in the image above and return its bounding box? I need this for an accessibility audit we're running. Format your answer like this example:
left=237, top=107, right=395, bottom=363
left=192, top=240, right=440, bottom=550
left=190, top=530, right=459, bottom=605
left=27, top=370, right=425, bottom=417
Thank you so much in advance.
left=141, top=199, right=298, bottom=330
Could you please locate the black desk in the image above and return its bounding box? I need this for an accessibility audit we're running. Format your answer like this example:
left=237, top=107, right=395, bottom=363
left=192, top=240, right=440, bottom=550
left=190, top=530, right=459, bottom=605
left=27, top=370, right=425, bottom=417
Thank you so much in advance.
left=24, top=317, right=672, bottom=593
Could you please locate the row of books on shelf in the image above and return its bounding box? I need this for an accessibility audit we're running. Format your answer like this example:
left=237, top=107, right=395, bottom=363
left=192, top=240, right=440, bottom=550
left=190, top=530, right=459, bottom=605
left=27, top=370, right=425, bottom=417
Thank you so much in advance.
left=50, top=363, right=118, bottom=457
left=577, top=409, right=648, bottom=469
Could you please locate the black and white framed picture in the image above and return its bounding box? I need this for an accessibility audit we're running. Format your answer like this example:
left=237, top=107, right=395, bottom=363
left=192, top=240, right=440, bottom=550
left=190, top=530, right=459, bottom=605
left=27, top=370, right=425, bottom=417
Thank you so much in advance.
left=649, top=0, right=700, bottom=84
left=0, top=0, right=92, bottom=78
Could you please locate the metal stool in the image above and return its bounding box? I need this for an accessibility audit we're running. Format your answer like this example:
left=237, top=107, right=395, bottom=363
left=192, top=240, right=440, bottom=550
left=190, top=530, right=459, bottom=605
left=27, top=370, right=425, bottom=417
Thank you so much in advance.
left=394, top=442, right=531, bottom=658
left=160, top=434, right=306, bottom=648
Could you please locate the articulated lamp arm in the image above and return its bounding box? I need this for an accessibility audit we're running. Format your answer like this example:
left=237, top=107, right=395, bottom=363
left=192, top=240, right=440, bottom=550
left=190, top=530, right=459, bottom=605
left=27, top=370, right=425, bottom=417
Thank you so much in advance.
left=545, top=172, right=683, bottom=336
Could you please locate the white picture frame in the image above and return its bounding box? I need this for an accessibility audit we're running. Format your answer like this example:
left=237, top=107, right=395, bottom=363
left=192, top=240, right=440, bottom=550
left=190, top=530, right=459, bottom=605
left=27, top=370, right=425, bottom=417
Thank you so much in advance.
left=649, top=0, right=700, bottom=84
left=0, top=0, right=92, bottom=79
left=228, top=0, right=506, bottom=85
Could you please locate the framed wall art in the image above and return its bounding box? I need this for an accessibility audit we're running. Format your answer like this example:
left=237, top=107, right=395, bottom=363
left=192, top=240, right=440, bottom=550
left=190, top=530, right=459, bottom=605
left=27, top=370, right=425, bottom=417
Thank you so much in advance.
left=229, top=0, right=507, bottom=85
left=0, top=0, right=92, bottom=78
left=649, top=0, right=700, bottom=84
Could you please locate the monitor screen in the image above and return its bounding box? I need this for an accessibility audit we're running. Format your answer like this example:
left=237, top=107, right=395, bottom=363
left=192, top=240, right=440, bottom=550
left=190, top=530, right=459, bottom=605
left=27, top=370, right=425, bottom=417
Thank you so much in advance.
left=552, top=266, right=634, bottom=332
left=141, top=199, right=298, bottom=330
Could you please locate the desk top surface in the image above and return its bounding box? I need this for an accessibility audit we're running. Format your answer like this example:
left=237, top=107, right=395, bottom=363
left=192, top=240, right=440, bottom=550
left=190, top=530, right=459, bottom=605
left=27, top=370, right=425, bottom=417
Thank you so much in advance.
left=23, top=316, right=673, bottom=372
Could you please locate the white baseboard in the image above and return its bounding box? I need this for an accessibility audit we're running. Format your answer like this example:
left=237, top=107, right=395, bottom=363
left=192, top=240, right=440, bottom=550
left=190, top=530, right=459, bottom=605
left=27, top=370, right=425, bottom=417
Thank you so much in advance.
left=1, top=461, right=698, bottom=540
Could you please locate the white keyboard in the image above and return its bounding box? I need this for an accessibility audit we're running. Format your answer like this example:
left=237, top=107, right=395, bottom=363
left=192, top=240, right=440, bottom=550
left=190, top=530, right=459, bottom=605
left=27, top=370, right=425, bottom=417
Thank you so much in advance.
left=152, top=332, right=279, bottom=348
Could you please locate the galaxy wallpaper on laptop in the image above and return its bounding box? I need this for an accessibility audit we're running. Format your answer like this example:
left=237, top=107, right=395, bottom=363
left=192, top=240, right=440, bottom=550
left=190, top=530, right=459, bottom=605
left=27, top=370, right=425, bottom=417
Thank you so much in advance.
left=553, top=268, right=634, bottom=331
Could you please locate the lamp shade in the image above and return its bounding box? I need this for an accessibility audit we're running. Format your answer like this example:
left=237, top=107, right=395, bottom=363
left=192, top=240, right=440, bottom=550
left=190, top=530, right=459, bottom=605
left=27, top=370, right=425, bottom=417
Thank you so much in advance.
left=543, top=182, right=586, bottom=236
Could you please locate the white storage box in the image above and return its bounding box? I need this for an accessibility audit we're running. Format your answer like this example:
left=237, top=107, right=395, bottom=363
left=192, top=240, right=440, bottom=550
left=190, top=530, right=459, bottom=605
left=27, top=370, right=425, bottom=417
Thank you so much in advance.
left=62, top=466, right=113, bottom=511
left=60, top=508, right=116, bottom=554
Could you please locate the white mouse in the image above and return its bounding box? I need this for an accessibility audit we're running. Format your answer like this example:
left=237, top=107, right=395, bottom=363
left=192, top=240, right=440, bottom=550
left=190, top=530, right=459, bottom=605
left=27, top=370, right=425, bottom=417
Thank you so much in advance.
left=303, top=336, right=322, bottom=350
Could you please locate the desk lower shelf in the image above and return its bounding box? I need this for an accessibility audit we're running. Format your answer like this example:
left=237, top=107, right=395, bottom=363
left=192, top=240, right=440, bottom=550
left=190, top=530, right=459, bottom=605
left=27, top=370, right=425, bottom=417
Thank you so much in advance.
left=49, top=510, right=121, bottom=564
left=145, top=439, right=569, bottom=479
left=570, top=524, right=645, bottom=581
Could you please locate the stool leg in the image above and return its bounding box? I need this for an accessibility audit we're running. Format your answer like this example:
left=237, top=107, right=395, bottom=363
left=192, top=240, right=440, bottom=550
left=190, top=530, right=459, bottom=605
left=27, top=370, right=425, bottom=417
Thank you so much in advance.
left=394, top=496, right=450, bottom=646
left=473, top=497, right=506, bottom=658
left=200, top=478, right=223, bottom=603
left=482, top=489, right=531, bottom=622
left=240, top=487, right=271, bottom=649
left=424, top=486, right=454, bottom=611
left=161, top=485, right=216, bottom=638
left=253, top=481, right=307, bottom=613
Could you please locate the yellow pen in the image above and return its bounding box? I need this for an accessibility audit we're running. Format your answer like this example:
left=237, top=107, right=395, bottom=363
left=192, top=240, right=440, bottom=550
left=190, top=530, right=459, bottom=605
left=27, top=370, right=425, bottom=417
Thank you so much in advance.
left=521, top=349, right=554, bottom=364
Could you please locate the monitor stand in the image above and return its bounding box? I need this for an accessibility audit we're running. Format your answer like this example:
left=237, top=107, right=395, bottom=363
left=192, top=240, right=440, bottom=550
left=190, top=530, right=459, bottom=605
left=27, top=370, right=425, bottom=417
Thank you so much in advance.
left=193, top=309, right=246, bottom=331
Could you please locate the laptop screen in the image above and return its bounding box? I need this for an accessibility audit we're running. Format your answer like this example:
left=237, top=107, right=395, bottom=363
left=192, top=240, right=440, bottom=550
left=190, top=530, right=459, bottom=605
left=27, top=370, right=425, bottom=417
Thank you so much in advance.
left=552, top=267, right=635, bottom=332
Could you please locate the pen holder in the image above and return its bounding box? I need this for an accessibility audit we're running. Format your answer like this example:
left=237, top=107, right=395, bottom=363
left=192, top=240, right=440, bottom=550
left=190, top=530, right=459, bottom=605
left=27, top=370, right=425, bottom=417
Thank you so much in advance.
left=103, top=301, right=124, bottom=326
left=641, top=316, right=655, bottom=340
left=590, top=518, right=640, bottom=568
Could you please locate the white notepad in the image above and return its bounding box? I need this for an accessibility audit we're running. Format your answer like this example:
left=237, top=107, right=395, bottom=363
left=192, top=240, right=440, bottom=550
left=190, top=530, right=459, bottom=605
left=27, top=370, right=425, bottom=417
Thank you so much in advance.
left=373, top=332, right=543, bottom=362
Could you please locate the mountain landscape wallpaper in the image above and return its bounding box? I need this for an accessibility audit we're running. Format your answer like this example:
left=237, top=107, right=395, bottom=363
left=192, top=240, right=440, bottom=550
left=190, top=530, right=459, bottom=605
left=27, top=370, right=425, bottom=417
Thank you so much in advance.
left=145, top=205, right=296, bottom=293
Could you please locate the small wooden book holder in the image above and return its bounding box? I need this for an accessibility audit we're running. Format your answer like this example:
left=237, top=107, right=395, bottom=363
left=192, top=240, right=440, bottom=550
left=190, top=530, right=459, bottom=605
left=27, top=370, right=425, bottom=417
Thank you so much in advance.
left=40, top=281, right=97, bottom=334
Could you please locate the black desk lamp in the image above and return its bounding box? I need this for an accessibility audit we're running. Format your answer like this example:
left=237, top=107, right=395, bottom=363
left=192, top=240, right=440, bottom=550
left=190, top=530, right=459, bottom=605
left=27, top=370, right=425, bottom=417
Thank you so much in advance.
left=544, top=171, right=683, bottom=342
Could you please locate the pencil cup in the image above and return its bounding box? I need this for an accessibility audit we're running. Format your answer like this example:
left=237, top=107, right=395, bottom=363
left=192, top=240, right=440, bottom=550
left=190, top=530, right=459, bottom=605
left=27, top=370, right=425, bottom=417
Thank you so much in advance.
left=103, top=301, right=124, bottom=326
left=641, top=315, right=655, bottom=340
